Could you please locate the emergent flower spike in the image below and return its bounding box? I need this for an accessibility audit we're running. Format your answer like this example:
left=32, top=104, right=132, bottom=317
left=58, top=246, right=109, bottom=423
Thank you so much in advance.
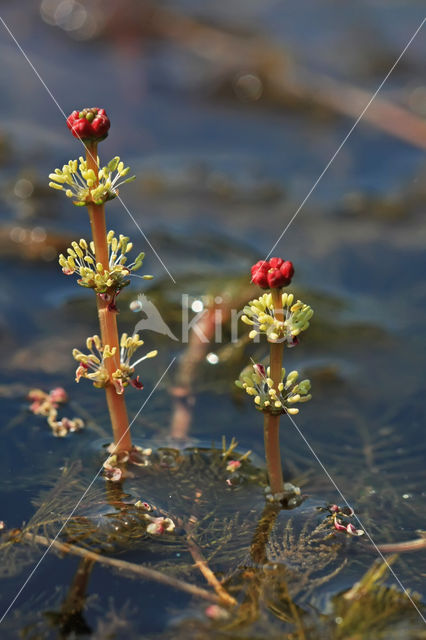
left=52, top=104, right=153, bottom=453
left=236, top=256, right=313, bottom=500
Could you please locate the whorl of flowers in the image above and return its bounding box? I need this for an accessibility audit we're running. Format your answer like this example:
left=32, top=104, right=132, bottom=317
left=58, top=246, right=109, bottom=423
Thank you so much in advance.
left=73, top=335, right=116, bottom=389
left=73, top=333, right=157, bottom=395
left=235, top=363, right=311, bottom=415
left=49, top=156, right=135, bottom=206
left=241, top=292, right=313, bottom=344
left=58, top=231, right=151, bottom=294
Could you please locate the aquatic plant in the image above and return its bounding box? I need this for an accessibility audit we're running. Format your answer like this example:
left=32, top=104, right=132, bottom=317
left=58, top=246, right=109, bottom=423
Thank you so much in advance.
left=236, top=259, right=313, bottom=501
left=28, top=387, right=84, bottom=437
left=49, top=108, right=155, bottom=453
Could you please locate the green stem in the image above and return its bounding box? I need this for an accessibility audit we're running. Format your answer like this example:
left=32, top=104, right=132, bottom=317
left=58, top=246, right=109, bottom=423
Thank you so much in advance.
left=85, top=141, right=131, bottom=452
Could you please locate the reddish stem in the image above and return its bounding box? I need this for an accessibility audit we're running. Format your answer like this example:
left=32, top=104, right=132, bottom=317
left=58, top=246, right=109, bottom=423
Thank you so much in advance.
left=85, top=141, right=131, bottom=452
left=263, top=413, right=284, bottom=494
left=263, top=287, right=285, bottom=495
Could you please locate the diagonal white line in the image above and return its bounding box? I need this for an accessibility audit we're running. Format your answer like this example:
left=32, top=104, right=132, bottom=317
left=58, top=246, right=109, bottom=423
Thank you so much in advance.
left=285, top=411, right=426, bottom=624
left=116, top=194, right=176, bottom=283
left=0, top=15, right=176, bottom=283
left=262, top=16, right=426, bottom=263
left=0, top=357, right=176, bottom=625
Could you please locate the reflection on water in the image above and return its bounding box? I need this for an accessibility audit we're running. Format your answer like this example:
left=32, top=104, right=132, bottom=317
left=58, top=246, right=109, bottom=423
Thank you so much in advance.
left=0, top=0, right=425, bottom=636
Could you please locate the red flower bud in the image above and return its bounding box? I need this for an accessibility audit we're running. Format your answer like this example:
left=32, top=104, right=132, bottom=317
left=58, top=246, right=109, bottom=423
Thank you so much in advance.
left=267, top=267, right=285, bottom=288
left=251, top=260, right=269, bottom=287
left=268, top=257, right=284, bottom=269
left=250, top=257, right=294, bottom=289
left=250, top=260, right=269, bottom=275
left=279, top=260, right=294, bottom=285
left=66, top=108, right=110, bottom=141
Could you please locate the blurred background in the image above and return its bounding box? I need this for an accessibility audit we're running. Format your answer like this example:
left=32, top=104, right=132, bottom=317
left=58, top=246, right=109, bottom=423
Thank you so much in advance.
left=0, top=0, right=426, bottom=635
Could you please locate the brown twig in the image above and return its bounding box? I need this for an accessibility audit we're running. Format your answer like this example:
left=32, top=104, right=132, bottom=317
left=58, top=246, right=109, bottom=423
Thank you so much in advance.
left=24, top=532, right=222, bottom=604
left=185, top=518, right=237, bottom=607
left=376, top=537, right=426, bottom=554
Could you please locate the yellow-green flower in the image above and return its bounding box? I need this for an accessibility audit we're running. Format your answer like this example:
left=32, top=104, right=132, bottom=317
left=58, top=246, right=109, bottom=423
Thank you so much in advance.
left=241, top=292, right=313, bottom=344
left=58, top=230, right=151, bottom=293
left=73, top=335, right=116, bottom=389
left=73, top=333, right=157, bottom=394
left=48, top=156, right=135, bottom=206
left=235, top=363, right=311, bottom=415
left=111, top=333, right=157, bottom=394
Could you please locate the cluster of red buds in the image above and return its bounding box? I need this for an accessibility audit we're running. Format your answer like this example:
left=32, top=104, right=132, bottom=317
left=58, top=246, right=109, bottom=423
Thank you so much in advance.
left=67, top=107, right=110, bottom=141
left=251, top=257, right=294, bottom=289
left=318, top=504, right=365, bottom=537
